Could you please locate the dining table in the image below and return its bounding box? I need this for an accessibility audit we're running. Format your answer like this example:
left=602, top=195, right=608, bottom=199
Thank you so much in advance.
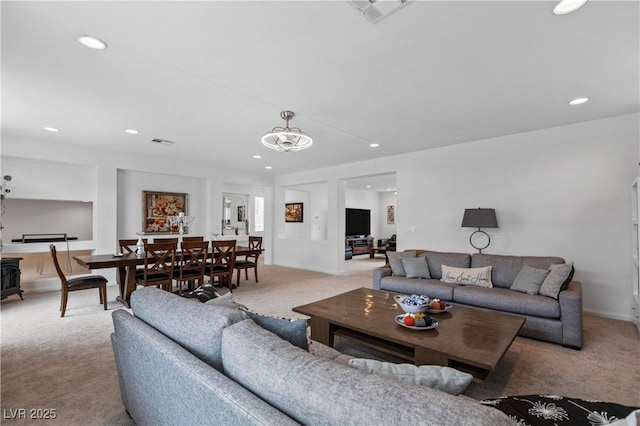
left=73, top=246, right=262, bottom=308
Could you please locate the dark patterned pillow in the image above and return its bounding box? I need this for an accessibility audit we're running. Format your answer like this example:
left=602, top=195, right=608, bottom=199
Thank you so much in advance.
left=180, top=284, right=218, bottom=303
left=481, top=394, right=639, bottom=426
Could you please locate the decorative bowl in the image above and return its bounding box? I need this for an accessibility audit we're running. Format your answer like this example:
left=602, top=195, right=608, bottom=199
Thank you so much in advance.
left=394, top=294, right=430, bottom=314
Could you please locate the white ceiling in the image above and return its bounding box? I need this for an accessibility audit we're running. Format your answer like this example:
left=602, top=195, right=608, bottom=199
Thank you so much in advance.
left=2, top=1, right=638, bottom=188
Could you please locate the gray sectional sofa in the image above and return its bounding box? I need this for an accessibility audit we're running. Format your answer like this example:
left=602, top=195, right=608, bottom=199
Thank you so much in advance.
left=373, top=250, right=582, bottom=349
left=111, top=287, right=513, bottom=425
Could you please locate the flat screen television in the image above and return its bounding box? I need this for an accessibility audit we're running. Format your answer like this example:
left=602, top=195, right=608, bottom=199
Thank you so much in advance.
left=346, top=208, right=371, bottom=237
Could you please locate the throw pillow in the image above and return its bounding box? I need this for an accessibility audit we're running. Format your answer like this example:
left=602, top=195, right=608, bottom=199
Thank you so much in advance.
left=539, top=262, right=574, bottom=299
left=440, top=265, right=493, bottom=287
left=510, top=264, right=550, bottom=295
left=240, top=308, right=309, bottom=350
left=401, top=257, right=431, bottom=279
left=180, top=284, right=218, bottom=302
left=204, top=291, right=248, bottom=310
left=205, top=293, right=308, bottom=350
left=348, top=358, right=473, bottom=396
left=387, top=250, right=417, bottom=277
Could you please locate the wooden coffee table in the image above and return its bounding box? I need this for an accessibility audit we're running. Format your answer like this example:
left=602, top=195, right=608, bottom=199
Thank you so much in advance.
left=293, top=287, right=525, bottom=383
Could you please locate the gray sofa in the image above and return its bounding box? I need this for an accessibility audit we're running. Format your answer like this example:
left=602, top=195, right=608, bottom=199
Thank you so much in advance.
left=373, top=251, right=582, bottom=349
left=111, top=287, right=513, bottom=425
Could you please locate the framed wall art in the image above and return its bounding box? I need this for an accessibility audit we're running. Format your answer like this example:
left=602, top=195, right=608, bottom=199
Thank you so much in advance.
left=237, top=205, right=246, bottom=222
left=285, top=203, right=303, bottom=223
left=143, top=191, right=187, bottom=233
left=387, top=205, right=395, bottom=224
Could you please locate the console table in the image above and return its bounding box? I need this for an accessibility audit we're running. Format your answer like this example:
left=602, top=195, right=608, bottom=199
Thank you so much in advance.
left=345, top=237, right=373, bottom=256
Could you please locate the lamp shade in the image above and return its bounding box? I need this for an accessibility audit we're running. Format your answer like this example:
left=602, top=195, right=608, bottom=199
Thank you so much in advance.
left=461, top=208, right=498, bottom=228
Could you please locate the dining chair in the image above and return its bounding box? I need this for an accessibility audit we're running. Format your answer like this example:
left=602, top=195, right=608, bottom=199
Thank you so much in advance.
left=135, top=242, right=177, bottom=292
left=173, top=240, right=208, bottom=294
left=154, top=237, right=179, bottom=245
left=118, top=238, right=148, bottom=283
left=49, top=244, right=108, bottom=317
left=118, top=238, right=148, bottom=254
left=182, top=236, right=204, bottom=242
left=205, top=240, right=236, bottom=292
left=233, top=236, right=262, bottom=288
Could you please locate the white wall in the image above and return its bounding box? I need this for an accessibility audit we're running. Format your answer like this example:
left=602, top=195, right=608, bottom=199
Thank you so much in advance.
left=3, top=199, right=93, bottom=241
left=272, top=113, right=639, bottom=321
left=117, top=169, right=207, bottom=239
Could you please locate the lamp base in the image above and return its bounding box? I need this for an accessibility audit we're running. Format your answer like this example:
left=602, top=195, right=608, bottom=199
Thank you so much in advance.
left=469, top=229, right=490, bottom=253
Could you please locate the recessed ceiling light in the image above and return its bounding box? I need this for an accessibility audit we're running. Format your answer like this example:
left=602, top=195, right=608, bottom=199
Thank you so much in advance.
left=253, top=155, right=262, bottom=159
left=369, top=143, right=380, bottom=148
left=125, top=129, right=139, bottom=135
left=569, top=97, right=589, bottom=105
left=553, top=0, right=588, bottom=15
left=366, top=185, right=372, bottom=188
left=265, top=166, right=272, bottom=169
left=43, top=127, right=59, bottom=132
left=78, top=35, right=107, bottom=50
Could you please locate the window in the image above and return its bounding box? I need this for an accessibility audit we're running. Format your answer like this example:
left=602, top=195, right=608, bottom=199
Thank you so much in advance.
left=254, top=196, right=264, bottom=232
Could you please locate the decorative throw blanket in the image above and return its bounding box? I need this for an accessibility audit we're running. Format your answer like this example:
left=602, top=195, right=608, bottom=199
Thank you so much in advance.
left=482, top=395, right=639, bottom=425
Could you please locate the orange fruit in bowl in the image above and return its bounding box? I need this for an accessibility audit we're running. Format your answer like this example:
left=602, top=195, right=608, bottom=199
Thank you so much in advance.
left=403, top=315, right=415, bottom=326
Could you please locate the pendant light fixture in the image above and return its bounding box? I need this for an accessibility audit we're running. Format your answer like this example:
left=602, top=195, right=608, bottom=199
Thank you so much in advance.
left=261, top=111, right=313, bottom=152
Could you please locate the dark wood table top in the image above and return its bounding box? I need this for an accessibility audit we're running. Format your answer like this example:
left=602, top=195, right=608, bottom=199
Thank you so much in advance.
left=74, top=246, right=261, bottom=269
left=293, top=287, right=525, bottom=375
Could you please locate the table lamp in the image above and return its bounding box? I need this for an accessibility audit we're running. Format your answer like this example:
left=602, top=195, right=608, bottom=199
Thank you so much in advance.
left=461, top=208, right=498, bottom=253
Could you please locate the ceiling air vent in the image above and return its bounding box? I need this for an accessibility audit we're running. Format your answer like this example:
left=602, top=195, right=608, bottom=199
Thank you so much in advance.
left=346, top=0, right=412, bottom=24
left=150, top=138, right=174, bottom=145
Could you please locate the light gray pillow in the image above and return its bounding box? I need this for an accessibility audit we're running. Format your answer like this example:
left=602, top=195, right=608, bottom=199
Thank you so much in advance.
left=401, top=257, right=431, bottom=279
left=510, top=264, right=550, bottom=295
left=387, top=250, right=417, bottom=276
left=539, top=262, right=574, bottom=299
left=348, top=358, right=473, bottom=396
left=441, top=265, right=493, bottom=287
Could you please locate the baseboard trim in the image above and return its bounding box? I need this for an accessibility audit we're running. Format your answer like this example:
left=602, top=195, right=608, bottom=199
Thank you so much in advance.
left=583, top=308, right=634, bottom=323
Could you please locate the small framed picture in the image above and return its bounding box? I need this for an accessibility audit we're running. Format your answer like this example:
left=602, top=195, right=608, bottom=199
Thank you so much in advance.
left=285, top=203, right=303, bottom=223
left=387, top=205, right=395, bottom=224
left=237, top=206, right=246, bottom=222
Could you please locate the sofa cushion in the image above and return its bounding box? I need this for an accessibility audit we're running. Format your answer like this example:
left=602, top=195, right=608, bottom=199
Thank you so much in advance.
left=221, top=319, right=513, bottom=426
left=441, top=265, right=493, bottom=287
left=131, top=287, right=247, bottom=371
left=347, top=358, right=472, bottom=395
left=510, top=264, right=550, bottom=295
left=401, top=257, right=431, bottom=279
left=453, top=286, right=561, bottom=319
left=539, top=262, right=574, bottom=299
left=387, top=250, right=416, bottom=276
left=423, top=251, right=471, bottom=280
left=380, top=276, right=457, bottom=301
left=471, top=254, right=565, bottom=289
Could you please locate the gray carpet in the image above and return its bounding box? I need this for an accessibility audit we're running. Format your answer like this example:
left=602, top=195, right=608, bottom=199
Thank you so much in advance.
left=1, top=256, right=638, bottom=425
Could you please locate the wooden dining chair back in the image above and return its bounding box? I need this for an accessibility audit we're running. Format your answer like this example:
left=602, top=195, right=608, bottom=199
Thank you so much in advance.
left=205, top=240, right=236, bottom=292
left=173, top=240, right=208, bottom=294
left=234, top=236, right=263, bottom=288
left=154, top=238, right=179, bottom=245
left=118, top=238, right=148, bottom=254
left=49, top=244, right=108, bottom=317
left=182, top=236, right=204, bottom=242
left=136, top=242, right=177, bottom=292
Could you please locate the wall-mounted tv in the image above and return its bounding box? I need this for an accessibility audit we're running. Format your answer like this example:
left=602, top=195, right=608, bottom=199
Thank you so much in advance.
left=346, top=208, right=371, bottom=237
